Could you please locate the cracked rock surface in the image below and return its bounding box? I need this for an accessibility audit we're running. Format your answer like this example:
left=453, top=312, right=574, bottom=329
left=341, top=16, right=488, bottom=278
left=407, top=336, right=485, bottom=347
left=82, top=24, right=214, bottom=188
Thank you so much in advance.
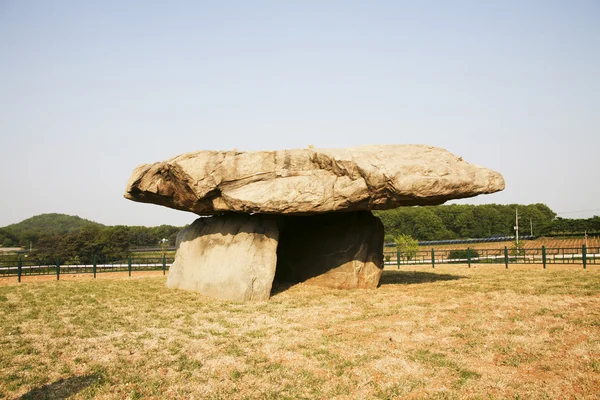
left=124, top=144, right=505, bottom=215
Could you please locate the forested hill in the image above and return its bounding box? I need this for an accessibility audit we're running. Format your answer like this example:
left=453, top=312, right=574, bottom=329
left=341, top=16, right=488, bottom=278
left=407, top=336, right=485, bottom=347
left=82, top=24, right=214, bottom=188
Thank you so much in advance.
left=4, top=213, right=103, bottom=235
left=0, top=214, right=181, bottom=252
left=374, top=203, right=580, bottom=242
left=0, top=214, right=103, bottom=247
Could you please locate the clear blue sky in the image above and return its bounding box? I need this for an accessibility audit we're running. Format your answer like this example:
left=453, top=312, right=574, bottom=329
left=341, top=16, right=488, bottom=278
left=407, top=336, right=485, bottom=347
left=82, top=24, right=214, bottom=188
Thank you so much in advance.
left=1, top=0, right=599, bottom=227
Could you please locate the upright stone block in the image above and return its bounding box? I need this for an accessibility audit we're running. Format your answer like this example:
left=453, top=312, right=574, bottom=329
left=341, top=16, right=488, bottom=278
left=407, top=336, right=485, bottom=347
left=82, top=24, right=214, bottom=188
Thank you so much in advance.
left=166, top=214, right=279, bottom=301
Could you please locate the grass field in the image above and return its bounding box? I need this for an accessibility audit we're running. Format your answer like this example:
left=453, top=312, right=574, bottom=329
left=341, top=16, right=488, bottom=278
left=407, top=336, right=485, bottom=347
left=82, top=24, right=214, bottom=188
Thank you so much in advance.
left=1, top=266, right=599, bottom=399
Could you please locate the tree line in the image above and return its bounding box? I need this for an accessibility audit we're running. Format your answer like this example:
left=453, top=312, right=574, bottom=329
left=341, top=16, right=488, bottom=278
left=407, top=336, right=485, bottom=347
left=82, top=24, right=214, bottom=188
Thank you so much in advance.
left=543, top=216, right=600, bottom=236
left=374, top=203, right=599, bottom=242
left=30, top=224, right=180, bottom=264
left=2, top=207, right=598, bottom=262
left=0, top=214, right=180, bottom=263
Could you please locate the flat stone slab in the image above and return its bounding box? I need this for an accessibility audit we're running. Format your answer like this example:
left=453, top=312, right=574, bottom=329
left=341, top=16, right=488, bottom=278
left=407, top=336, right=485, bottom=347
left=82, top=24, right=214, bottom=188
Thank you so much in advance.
left=124, top=145, right=505, bottom=215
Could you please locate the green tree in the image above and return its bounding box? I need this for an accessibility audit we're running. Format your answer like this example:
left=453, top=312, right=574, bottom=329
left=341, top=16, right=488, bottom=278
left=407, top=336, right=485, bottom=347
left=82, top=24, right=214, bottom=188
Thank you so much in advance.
left=0, top=228, right=18, bottom=247
left=394, top=234, right=419, bottom=261
left=510, top=239, right=526, bottom=256
left=31, top=235, right=61, bottom=263
left=375, top=203, right=559, bottom=240
left=453, top=209, right=475, bottom=238
left=412, top=209, right=450, bottom=240
left=98, top=226, right=132, bottom=261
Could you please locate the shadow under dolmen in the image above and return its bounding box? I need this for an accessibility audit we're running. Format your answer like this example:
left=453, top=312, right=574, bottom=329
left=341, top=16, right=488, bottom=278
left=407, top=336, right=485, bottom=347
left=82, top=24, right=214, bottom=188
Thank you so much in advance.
left=379, top=270, right=466, bottom=285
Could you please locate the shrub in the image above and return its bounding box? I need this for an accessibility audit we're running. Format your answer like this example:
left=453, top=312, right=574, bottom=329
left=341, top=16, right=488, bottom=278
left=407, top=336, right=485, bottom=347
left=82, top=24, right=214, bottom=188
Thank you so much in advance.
left=510, top=241, right=526, bottom=256
left=448, top=249, right=480, bottom=261
left=395, top=234, right=419, bottom=260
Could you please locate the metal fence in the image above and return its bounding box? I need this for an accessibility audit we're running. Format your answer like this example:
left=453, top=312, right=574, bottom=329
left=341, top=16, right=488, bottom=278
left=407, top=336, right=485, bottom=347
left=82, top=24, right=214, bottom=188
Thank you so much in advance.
left=0, top=255, right=175, bottom=282
left=384, top=245, right=599, bottom=269
left=1, top=245, right=597, bottom=283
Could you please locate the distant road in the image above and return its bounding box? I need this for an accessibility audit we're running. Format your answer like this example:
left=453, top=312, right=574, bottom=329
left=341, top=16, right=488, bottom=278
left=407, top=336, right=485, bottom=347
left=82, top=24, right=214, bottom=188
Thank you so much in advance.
left=0, top=247, right=23, bottom=253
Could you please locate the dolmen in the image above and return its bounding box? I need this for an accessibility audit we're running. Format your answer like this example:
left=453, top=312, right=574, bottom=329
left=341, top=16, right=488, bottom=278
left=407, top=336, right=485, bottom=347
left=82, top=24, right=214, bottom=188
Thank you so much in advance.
left=124, top=144, right=504, bottom=301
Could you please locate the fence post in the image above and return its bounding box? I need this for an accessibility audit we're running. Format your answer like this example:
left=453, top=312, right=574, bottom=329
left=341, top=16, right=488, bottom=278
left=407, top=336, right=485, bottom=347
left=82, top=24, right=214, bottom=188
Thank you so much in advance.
left=396, top=250, right=400, bottom=269
left=542, top=246, right=546, bottom=269
left=583, top=245, right=587, bottom=269
left=504, top=246, right=509, bottom=269
left=162, top=254, right=166, bottom=275
left=93, top=255, right=97, bottom=278
left=467, top=247, right=471, bottom=268
left=431, top=248, right=435, bottom=269
left=56, top=259, right=60, bottom=280
left=17, top=257, right=22, bottom=283
left=128, top=255, right=132, bottom=277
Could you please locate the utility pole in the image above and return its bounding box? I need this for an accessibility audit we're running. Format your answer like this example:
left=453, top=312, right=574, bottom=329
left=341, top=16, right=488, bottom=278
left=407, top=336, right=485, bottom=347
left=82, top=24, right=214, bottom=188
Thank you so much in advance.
left=514, top=208, right=519, bottom=247
left=160, top=238, right=168, bottom=258
left=530, top=218, right=533, bottom=237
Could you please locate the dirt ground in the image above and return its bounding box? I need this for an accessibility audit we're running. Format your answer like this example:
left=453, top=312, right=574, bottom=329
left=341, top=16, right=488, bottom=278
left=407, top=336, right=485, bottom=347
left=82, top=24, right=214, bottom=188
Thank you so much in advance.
left=0, top=270, right=168, bottom=285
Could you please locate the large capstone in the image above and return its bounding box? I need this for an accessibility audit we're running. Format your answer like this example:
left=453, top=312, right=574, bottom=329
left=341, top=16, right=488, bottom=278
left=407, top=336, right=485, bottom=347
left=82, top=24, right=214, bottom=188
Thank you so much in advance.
left=125, top=145, right=505, bottom=215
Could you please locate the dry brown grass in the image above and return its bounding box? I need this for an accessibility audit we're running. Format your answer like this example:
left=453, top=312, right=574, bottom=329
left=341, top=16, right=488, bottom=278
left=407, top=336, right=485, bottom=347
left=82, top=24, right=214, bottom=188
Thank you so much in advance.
left=1, top=265, right=599, bottom=399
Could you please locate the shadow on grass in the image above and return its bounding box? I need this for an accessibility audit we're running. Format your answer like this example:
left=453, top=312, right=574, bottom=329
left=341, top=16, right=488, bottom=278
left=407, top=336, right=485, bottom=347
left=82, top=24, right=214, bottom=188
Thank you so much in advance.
left=19, top=374, right=101, bottom=400
left=380, top=270, right=466, bottom=285
left=271, top=280, right=296, bottom=296
left=271, top=270, right=466, bottom=295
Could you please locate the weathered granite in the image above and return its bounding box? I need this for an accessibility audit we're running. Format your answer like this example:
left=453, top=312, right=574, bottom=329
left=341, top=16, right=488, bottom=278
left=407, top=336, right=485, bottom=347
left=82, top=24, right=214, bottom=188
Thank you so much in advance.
left=124, top=145, right=505, bottom=215
left=166, top=214, right=279, bottom=301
